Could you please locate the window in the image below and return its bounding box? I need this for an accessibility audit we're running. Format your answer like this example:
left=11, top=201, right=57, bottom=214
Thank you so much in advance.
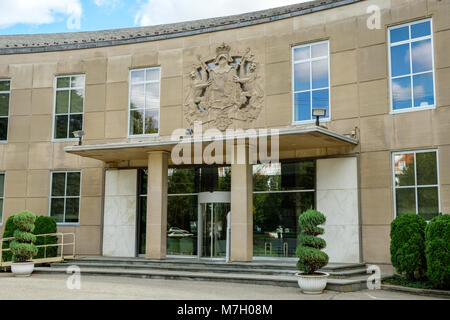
left=292, top=41, right=330, bottom=123
left=129, top=67, right=160, bottom=136
left=137, top=167, right=230, bottom=256
left=0, top=79, right=10, bottom=141
left=0, top=173, right=4, bottom=224
left=253, top=161, right=315, bottom=257
left=50, top=171, right=81, bottom=224
left=53, top=75, right=85, bottom=140
left=393, top=150, right=440, bottom=221
left=388, top=19, right=435, bottom=112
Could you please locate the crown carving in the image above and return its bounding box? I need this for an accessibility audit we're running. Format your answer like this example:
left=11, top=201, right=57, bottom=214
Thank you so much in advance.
left=216, top=43, right=231, bottom=56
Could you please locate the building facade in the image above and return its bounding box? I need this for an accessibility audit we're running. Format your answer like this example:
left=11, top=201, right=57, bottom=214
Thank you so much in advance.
left=0, top=0, right=449, bottom=268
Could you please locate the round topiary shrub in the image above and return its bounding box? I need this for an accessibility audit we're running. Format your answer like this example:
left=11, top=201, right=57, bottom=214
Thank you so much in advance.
left=34, top=216, right=58, bottom=259
left=425, top=214, right=450, bottom=289
left=390, top=214, right=427, bottom=279
left=296, top=209, right=328, bottom=274
left=9, top=211, right=38, bottom=263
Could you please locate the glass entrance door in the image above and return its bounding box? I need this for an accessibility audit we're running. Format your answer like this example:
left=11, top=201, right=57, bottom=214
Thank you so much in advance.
left=201, top=202, right=230, bottom=258
left=198, top=192, right=231, bottom=259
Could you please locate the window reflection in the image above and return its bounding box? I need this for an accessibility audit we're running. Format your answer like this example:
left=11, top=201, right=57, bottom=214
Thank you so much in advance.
left=413, top=73, right=434, bottom=107
left=390, top=26, right=409, bottom=43
left=137, top=167, right=231, bottom=256
left=393, top=151, right=440, bottom=220
left=392, top=77, right=413, bottom=110
left=292, top=41, right=329, bottom=122
left=253, top=161, right=315, bottom=257
left=54, top=75, right=84, bottom=139
left=129, top=68, right=160, bottom=135
left=167, top=195, right=198, bottom=256
left=389, top=19, right=434, bottom=111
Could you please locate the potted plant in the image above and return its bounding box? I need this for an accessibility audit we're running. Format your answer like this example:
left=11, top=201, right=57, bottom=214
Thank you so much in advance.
left=296, top=208, right=329, bottom=294
left=9, top=211, right=38, bottom=277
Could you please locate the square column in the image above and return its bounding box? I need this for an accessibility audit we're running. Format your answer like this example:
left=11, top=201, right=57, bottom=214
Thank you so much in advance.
left=230, top=143, right=254, bottom=262
left=146, top=151, right=169, bottom=259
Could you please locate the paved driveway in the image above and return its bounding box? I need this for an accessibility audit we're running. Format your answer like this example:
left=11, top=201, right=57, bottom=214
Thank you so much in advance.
left=0, top=272, right=443, bottom=300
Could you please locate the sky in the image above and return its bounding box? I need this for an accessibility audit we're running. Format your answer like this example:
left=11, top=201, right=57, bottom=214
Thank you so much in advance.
left=0, top=0, right=311, bottom=35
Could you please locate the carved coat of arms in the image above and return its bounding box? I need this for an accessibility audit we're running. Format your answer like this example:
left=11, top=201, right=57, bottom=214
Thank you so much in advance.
left=184, top=43, right=264, bottom=131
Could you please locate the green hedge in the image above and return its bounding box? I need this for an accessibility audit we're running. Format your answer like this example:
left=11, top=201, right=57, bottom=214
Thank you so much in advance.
left=2, top=215, right=58, bottom=262
left=1, top=216, right=17, bottom=262
left=34, top=216, right=58, bottom=259
left=425, top=214, right=450, bottom=289
left=390, top=214, right=427, bottom=279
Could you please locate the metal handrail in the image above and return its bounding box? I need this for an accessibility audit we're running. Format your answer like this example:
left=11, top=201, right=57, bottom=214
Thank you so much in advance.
left=0, top=232, right=76, bottom=268
left=264, top=242, right=272, bottom=256
left=283, top=242, right=289, bottom=257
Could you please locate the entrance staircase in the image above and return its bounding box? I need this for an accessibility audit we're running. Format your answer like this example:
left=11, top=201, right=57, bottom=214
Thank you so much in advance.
left=35, top=256, right=374, bottom=292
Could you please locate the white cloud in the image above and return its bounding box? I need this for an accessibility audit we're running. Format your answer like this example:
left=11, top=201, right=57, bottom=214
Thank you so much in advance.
left=94, top=0, right=121, bottom=9
left=411, top=40, right=432, bottom=71
left=0, top=0, right=82, bottom=30
left=134, top=0, right=312, bottom=26
left=392, top=80, right=411, bottom=103
left=94, top=0, right=108, bottom=6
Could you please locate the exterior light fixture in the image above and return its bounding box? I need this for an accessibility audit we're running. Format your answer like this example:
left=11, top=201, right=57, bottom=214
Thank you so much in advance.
left=72, top=130, right=84, bottom=146
left=312, top=108, right=326, bottom=126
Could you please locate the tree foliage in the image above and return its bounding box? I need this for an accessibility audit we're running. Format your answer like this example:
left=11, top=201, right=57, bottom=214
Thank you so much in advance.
left=34, top=216, right=58, bottom=259
left=425, top=214, right=450, bottom=289
left=390, top=214, right=427, bottom=279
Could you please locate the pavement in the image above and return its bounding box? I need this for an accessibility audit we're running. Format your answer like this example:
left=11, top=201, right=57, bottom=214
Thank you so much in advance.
left=0, top=272, right=444, bottom=300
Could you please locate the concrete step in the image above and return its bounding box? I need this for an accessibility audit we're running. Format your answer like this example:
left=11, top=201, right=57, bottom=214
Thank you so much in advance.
left=34, top=265, right=371, bottom=292
left=50, top=261, right=298, bottom=276
left=50, top=261, right=368, bottom=278
left=59, top=256, right=366, bottom=271
left=61, top=257, right=299, bottom=270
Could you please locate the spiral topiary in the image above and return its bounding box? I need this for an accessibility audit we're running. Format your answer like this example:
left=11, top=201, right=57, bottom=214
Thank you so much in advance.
left=296, top=209, right=329, bottom=274
left=9, top=211, right=38, bottom=263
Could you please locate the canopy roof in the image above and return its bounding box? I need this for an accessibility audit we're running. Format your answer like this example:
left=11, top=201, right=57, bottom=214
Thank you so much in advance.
left=65, top=125, right=358, bottom=164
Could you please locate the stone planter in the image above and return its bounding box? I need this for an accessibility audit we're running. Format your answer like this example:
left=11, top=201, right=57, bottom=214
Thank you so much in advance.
left=296, top=272, right=329, bottom=294
left=11, top=261, right=35, bottom=277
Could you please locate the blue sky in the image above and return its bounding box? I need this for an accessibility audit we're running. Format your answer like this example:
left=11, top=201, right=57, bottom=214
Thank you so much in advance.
left=0, top=0, right=309, bottom=35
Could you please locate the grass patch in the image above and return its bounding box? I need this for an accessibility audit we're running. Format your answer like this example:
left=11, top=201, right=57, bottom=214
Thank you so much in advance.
left=382, top=274, right=437, bottom=290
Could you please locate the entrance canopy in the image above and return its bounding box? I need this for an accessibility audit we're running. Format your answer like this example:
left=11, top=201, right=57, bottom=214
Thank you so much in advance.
left=64, top=125, right=358, bottom=163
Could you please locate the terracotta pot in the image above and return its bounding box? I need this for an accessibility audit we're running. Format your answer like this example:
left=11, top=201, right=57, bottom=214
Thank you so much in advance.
left=296, top=272, right=329, bottom=294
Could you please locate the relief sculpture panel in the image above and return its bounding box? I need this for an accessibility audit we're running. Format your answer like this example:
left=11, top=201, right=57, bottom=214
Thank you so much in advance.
left=184, top=43, right=264, bottom=131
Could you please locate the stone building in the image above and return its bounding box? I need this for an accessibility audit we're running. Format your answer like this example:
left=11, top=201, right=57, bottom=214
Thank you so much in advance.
left=0, top=0, right=448, bottom=270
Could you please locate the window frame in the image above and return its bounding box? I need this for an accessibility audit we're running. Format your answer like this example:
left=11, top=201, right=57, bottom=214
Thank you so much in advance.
left=388, top=18, right=436, bottom=114
left=0, top=78, right=11, bottom=143
left=291, top=40, right=331, bottom=125
left=52, top=74, right=85, bottom=142
left=127, top=66, right=161, bottom=138
left=392, top=149, right=441, bottom=220
left=0, top=172, right=5, bottom=226
left=48, top=170, right=82, bottom=226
